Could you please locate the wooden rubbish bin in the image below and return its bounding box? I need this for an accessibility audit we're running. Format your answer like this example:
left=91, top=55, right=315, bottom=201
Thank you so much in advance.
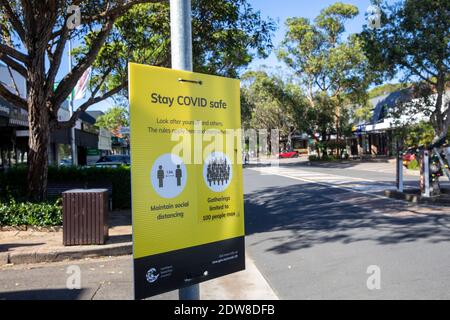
left=62, top=189, right=109, bottom=246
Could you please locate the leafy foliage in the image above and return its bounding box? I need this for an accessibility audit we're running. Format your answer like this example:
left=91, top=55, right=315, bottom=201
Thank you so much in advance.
left=84, top=0, right=276, bottom=104
left=95, top=106, right=129, bottom=132
left=361, top=0, right=450, bottom=140
left=240, top=70, right=309, bottom=137
left=368, top=83, right=410, bottom=99
left=278, top=2, right=372, bottom=144
left=408, top=158, right=419, bottom=170
left=0, top=1, right=274, bottom=200
left=0, top=166, right=131, bottom=210
left=316, top=139, right=348, bottom=159
left=395, top=121, right=438, bottom=148
left=308, top=155, right=320, bottom=161
left=0, top=198, right=62, bottom=226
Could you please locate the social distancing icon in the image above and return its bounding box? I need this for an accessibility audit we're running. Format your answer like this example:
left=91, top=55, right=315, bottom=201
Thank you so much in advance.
left=151, top=154, right=187, bottom=198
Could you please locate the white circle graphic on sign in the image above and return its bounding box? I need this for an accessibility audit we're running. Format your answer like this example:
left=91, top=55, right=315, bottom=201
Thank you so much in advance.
left=151, top=154, right=187, bottom=198
left=203, top=152, right=232, bottom=192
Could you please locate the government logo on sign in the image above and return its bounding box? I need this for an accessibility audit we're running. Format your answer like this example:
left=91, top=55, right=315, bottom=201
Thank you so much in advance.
left=145, top=268, right=160, bottom=283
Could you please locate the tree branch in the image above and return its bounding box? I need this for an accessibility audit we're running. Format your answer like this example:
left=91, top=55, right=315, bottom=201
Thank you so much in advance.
left=55, top=82, right=126, bottom=130
left=401, top=61, right=436, bottom=86
left=0, top=52, right=27, bottom=77
left=6, top=65, right=21, bottom=96
left=91, top=67, right=113, bottom=97
left=53, top=0, right=166, bottom=107
left=20, top=0, right=33, bottom=41
left=45, top=23, right=70, bottom=97
left=83, top=0, right=168, bottom=23
left=414, top=58, right=439, bottom=79
left=0, top=44, right=29, bottom=64
left=332, top=85, right=343, bottom=98
left=52, top=19, right=115, bottom=106
left=314, top=78, right=326, bottom=92
left=0, top=0, right=26, bottom=42
left=0, top=81, right=27, bottom=110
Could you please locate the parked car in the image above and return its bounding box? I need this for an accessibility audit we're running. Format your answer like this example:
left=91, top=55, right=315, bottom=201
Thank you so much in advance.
left=96, top=155, right=130, bottom=165
left=402, top=147, right=418, bottom=168
left=278, top=150, right=299, bottom=159
left=59, top=158, right=72, bottom=167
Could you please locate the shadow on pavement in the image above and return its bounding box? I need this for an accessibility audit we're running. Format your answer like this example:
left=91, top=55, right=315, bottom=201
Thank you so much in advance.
left=0, top=242, right=45, bottom=252
left=106, top=234, right=132, bottom=244
left=0, top=288, right=85, bottom=300
left=244, top=182, right=450, bottom=254
left=109, top=210, right=132, bottom=227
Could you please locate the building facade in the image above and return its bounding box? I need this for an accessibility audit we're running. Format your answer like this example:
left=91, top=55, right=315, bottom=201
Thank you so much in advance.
left=0, top=63, right=110, bottom=168
left=351, top=88, right=450, bottom=157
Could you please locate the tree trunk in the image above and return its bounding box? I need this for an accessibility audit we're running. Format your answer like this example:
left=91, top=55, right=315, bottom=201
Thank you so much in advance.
left=27, top=100, right=50, bottom=201
left=426, top=76, right=447, bottom=196
left=335, top=102, right=341, bottom=158
left=27, top=53, right=49, bottom=201
left=287, top=126, right=297, bottom=151
left=431, top=74, right=447, bottom=142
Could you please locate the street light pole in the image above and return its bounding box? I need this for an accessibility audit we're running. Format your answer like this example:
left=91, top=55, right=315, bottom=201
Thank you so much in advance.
left=68, top=38, right=78, bottom=166
left=170, top=0, right=192, bottom=71
left=170, top=0, right=199, bottom=300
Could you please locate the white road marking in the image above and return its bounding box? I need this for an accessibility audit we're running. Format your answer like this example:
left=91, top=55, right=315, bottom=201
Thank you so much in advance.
left=249, top=166, right=397, bottom=201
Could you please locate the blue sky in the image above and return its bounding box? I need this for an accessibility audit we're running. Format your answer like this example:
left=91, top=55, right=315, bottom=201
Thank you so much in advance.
left=87, top=0, right=386, bottom=112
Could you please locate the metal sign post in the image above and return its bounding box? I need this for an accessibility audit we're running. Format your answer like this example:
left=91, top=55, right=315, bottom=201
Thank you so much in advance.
left=397, top=150, right=403, bottom=192
left=169, top=0, right=199, bottom=300
left=68, top=39, right=78, bottom=166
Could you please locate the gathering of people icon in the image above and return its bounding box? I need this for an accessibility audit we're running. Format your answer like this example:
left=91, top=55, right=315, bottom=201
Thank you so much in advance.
left=206, top=158, right=231, bottom=186
left=157, top=164, right=183, bottom=188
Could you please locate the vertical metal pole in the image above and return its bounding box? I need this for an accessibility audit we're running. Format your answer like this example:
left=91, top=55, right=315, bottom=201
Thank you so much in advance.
left=170, top=0, right=199, bottom=300
left=397, top=149, right=403, bottom=192
left=170, top=0, right=192, bottom=71
left=423, top=150, right=430, bottom=197
left=68, top=39, right=78, bottom=166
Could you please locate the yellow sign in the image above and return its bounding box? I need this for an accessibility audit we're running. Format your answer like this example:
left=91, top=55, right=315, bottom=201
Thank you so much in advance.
left=129, top=63, right=245, bottom=299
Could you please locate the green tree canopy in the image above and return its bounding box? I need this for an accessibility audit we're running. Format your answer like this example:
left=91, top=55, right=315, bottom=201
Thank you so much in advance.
left=278, top=2, right=372, bottom=145
left=78, top=0, right=276, bottom=106
left=0, top=0, right=274, bottom=200
left=361, top=0, right=450, bottom=141
left=95, top=106, right=129, bottom=132
left=240, top=70, right=309, bottom=139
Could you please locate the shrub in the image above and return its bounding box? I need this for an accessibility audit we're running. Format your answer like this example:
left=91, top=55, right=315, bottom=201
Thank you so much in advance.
left=309, top=154, right=340, bottom=161
left=0, top=198, right=62, bottom=226
left=408, top=159, right=420, bottom=170
left=0, top=165, right=131, bottom=209
left=321, top=154, right=339, bottom=161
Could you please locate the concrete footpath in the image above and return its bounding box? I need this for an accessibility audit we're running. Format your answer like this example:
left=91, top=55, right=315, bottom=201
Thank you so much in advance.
left=0, top=210, right=132, bottom=266
left=0, top=210, right=278, bottom=299
left=0, top=255, right=278, bottom=300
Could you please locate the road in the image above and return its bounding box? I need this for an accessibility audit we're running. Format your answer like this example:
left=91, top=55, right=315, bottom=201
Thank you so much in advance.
left=1, top=160, right=450, bottom=299
left=245, top=161, right=450, bottom=299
